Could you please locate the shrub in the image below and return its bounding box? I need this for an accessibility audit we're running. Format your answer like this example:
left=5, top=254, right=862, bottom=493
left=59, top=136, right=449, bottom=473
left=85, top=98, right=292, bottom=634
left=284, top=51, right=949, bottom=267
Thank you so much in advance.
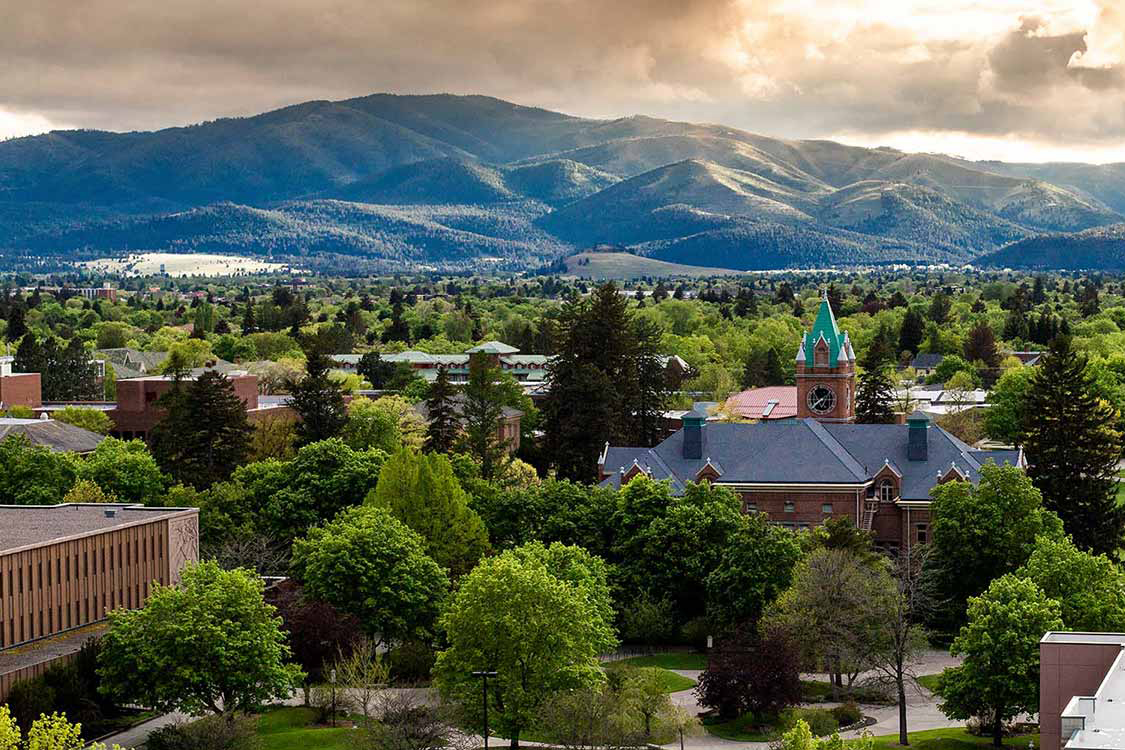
left=680, top=616, right=711, bottom=651
left=146, top=714, right=262, bottom=750
left=779, top=708, right=838, bottom=738
left=695, top=625, right=801, bottom=721
left=387, top=640, right=436, bottom=685
left=831, top=702, right=863, bottom=727
left=309, top=684, right=354, bottom=725
left=621, top=592, right=676, bottom=646
left=5, top=676, right=55, bottom=731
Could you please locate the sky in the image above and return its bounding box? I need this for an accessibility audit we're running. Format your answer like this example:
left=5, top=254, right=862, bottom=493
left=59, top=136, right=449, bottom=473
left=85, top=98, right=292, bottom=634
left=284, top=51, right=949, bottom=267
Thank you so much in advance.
left=2, top=0, right=1124, bottom=163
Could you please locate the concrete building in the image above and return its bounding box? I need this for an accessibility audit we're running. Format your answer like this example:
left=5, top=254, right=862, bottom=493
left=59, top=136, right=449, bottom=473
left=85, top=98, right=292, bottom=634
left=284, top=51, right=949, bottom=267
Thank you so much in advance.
left=0, top=503, right=199, bottom=701
left=1041, top=632, right=1125, bottom=750
left=600, top=295, right=1023, bottom=551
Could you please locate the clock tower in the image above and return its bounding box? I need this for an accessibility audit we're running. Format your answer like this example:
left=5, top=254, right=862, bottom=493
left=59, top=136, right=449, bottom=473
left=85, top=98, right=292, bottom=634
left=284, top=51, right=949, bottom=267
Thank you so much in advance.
left=795, top=292, right=856, bottom=422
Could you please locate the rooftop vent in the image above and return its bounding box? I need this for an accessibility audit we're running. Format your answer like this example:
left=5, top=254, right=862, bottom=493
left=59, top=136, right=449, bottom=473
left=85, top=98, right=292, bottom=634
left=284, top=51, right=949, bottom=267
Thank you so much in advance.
left=104, top=508, right=117, bottom=518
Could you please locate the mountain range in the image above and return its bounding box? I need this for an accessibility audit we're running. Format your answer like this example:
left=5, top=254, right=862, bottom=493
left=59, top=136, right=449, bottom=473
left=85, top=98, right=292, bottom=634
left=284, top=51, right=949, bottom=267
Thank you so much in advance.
left=2, top=93, right=1125, bottom=271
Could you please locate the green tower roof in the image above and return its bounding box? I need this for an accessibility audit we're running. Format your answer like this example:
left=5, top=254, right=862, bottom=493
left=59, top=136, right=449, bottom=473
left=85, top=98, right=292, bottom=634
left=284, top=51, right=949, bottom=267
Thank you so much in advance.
left=801, top=294, right=852, bottom=367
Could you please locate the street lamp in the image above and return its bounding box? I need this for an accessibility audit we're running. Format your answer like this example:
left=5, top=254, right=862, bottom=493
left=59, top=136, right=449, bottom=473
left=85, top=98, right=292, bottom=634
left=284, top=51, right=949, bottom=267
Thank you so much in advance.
left=472, top=670, right=498, bottom=750
left=329, top=668, right=337, bottom=728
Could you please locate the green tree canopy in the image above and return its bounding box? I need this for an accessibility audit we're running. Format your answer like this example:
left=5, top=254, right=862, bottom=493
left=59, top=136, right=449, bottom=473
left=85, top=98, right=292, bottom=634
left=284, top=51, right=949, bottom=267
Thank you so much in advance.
left=98, top=561, right=302, bottom=716
left=1016, top=534, right=1125, bottom=632
left=291, top=505, right=449, bottom=646
left=51, top=406, right=112, bottom=434
left=368, top=448, right=489, bottom=576
left=939, top=574, right=1063, bottom=746
left=705, top=512, right=803, bottom=629
left=434, top=546, right=614, bottom=748
left=0, top=435, right=77, bottom=505
left=983, top=366, right=1034, bottom=446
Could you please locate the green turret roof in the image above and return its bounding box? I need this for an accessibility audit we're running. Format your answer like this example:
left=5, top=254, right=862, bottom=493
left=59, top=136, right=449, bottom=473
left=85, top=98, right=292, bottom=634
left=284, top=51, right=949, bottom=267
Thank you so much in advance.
left=800, top=294, right=852, bottom=367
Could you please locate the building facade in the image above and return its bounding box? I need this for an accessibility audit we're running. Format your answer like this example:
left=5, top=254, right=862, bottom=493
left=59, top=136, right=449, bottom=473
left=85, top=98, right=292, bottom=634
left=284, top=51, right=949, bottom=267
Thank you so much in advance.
left=1040, top=632, right=1125, bottom=750
left=0, top=503, right=199, bottom=701
left=599, top=295, right=1022, bottom=551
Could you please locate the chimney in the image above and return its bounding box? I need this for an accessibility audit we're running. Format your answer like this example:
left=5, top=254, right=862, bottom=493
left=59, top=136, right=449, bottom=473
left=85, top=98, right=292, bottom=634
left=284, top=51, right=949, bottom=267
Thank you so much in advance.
left=682, top=408, right=707, bottom=460
left=907, top=411, right=930, bottom=461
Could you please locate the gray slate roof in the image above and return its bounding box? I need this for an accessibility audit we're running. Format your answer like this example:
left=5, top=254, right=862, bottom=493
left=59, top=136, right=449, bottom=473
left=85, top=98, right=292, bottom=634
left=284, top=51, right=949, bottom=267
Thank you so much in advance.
left=600, top=418, right=1020, bottom=500
left=0, top=504, right=190, bottom=553
left=911, top=353, right=944, bottom=370
left=0, top=418, right=105, bottom=454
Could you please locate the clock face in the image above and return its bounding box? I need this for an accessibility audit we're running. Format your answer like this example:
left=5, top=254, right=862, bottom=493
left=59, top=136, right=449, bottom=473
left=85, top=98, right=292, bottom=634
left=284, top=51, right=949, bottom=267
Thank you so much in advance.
left=807, top=385, right=836, bottom=414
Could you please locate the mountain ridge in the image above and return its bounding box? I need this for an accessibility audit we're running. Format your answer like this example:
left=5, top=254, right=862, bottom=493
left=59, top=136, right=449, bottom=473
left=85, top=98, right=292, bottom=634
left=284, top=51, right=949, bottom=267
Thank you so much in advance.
left=3, top=92, right=1125, bottom=270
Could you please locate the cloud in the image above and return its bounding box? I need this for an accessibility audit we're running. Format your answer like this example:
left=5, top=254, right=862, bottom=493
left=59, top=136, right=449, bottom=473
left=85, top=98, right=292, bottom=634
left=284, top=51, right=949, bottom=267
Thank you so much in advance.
left=0, top=0, right=1123, bottom=155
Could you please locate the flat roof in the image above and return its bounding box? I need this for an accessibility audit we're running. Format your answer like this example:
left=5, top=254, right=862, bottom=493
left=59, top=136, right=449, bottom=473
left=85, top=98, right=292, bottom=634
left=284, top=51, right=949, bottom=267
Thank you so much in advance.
left=1043, top=632, right=1125, bottom=645
left=0, top=504, right=196, bottom=554
left=1065, top=647, right=1125, bottom=749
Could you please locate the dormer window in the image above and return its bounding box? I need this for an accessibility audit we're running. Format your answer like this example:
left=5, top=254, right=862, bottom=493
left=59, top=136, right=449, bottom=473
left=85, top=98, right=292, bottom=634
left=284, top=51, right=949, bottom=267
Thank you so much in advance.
left=879, top=479, right=896, bottom=503
left=784, top=501, right=795, bottom=513
left=814, top=338, right=830, bottom=367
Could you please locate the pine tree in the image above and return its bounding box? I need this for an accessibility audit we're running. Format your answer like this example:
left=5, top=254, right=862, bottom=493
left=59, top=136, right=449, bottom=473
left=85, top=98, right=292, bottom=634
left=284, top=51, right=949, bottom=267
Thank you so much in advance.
left=12, top=333, right=44, bottom=374
left=1022, top=336, right=1125, bottom=555
left=928, top=292, right=951, bottom=325
left=460, top=355, right=507, bottom=479
left=425, top=365, right=460, bottom=454
left=5, top=304, right=26, bottom=341
left=287, top=340, right=347, bottom=447
left=856, top=334, right=896, bottom=424
left=150, top=371, right=253, bottom=488
left=964, top=322, right=1000, bottom=369
left=241, top=303, right=257, bottom=334
left=898, top=310, right=925, bottom=357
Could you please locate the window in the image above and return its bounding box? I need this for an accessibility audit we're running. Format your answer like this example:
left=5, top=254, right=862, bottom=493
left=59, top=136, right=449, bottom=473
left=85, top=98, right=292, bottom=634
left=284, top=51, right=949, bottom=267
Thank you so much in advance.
left=879, top=479, right=896, bottom=503
left=784, top=501, right=796, bottom=513
left=746, top=502, right=758, bottom=512
left=821, top=503, right=833, bottom=514
left=916, top=523, right=929, bottom=544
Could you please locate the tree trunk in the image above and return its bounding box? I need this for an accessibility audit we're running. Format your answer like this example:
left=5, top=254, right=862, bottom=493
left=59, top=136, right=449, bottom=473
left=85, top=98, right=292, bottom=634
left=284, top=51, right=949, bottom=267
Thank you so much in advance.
left=993, top=711, right=1003, bottom=747
left=511, top=728, right=520, bottom=750
left=897, top=675, right=908, bottom=746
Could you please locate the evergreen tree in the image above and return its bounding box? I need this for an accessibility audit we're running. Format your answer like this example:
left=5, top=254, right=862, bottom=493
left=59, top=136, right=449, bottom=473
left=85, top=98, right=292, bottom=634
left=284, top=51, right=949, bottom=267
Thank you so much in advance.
left=5, top=304, right=26, bottom=341
left=543, top=283, right=670, bottom=481
left=382, top=301, right=411, bottom=344
left=460, top=354, right=507, bottom=479
left=743, top=347, right=786, bottom=389
left=150, top=371, right=254, bottom=488
left=928, top=292, right=951, bottom=324
left=898, top=310, right=925, bottom=357
left=287, top=339, right=348, bottom=447
left=12, top=333, right=44, bottom=374
left=856, top=333, right=896, bottom=424
left=241, top=303, right=257, bottom=334
left=357, top=351, right=396, bottom=389
left=54, top=337, right=99, bottom=401
left=733, top=287, right=758, bottom=318
left=1022, top=336, right=1125, bottom=555
left=425, top=365, right=461, bottom=454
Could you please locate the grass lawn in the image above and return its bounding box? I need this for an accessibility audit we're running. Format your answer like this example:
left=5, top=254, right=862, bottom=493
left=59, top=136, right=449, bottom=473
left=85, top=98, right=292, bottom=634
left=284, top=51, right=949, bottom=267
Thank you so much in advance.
left=619, top=652, right=707, bottom=670
left=866, top=728, right=1038, bottom=750
left=916, top=674, right=943, bottom=694
left=1115, top=480, right=1125, bottom=507
left=257, top=706, right=360, bottom=750
left=651, top=668, right=698, bottom=692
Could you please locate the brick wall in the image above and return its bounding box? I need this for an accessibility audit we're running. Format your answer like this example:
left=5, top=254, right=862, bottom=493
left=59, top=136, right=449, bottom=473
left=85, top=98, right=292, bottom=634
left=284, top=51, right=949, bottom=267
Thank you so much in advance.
left=0, top=373, right=42, bottom=408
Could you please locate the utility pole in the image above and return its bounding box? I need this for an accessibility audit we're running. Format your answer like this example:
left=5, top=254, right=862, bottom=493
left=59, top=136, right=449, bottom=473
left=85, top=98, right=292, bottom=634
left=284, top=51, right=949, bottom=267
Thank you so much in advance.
left=472, top=670, right=498, bottom=750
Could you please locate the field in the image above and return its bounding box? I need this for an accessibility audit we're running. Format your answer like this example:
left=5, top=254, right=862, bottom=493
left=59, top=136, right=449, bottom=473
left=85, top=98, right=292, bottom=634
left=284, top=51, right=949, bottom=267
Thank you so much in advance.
left=866, top=728, right=1039, bottom=750
left=618, top=652, right=708, bottom=670
left=564, top=251, right=746, bottom=279
left=79, top=252, right=296, bottom=277
left=256, top=707, right=356, bottom=750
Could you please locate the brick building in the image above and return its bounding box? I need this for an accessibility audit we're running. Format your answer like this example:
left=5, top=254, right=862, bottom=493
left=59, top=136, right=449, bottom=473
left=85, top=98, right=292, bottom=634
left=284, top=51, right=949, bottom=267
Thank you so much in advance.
left=599, top=294, right=1023, bottom=551
left=1040, top=632, right=1125, bottom=750
left=0, top=503, right=199, bottom=701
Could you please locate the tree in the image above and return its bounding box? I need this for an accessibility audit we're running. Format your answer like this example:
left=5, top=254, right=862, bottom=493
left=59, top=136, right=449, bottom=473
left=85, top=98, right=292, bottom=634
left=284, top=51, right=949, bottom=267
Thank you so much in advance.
left=1021, top=336, right=1125, bottom=555
left=150, top=371, right=253, bottom=488
left=434, top=546, right=614, bottom=749
left=620, top=592, right=676, bottom=647
left=695, top=624, right=802, bottom=721
left=939, top=574, right=1063, bottom=746
left=928, top=292, right=951, bottom=325
left=63, top=479, right=116, bottom=504
left=964, top=322, right=1000, bottom=371
left=1016, top=534, right=1125, bottom=632
left=343, top=395, right=427, bottom=454
left=704, top=513, right=802, bottom=629
left=425, top=365, right=460, bottom=453
left=0, top=710, right=125, bottom=750
left=865, top=551, right=928, bottom=746
left=544, top=283, right=669, bottom=481
left=287, top=340, right=347, bottom=447
left=926, top=464, right=1063, bottom=632
left=357, top=352, right=397, bottom=389
left=6, top=304, right=26, bottom=341
left=369, top=448, right=490, bottom=576
left=621, top=667, right=672, bottom=739
left=0, top=435, right=77, bottom=505
left=743, top=347, right=786, bottom=389
left=460, top=355, right=507, bottom=479
left=291, top=505, right=449, bottom=646
left=98, top=561, right=302, bottom=716
left=855, top=365, right=896, bottom=424
left=12, top=333, right=44, bottom=374
left=270, top=581, right=363, bottom=705
left=766, top=548, right=889, bottom=697
left=898, top=310, right=925, bottom=357
left=984, top=367, right=1034, bottom=446
left=51, top=406, right=111, bottom=434
left=332, top=638, right=389, bottom=726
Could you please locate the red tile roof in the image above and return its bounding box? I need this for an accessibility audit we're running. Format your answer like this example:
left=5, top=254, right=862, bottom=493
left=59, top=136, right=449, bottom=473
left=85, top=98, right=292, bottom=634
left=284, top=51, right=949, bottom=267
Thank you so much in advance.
left=724, top=386, right=798, bottom=420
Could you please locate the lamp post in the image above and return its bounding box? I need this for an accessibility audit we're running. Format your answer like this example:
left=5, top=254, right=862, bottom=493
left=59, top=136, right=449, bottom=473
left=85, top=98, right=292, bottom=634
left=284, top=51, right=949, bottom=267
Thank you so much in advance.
left=329, top=668, right=337, bottom=728
left=472, top=670, right=498, bottom=750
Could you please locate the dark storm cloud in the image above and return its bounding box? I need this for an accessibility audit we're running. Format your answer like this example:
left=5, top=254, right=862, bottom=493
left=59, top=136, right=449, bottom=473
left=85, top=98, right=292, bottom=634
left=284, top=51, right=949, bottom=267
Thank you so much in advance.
left=0, top=0, right=1123, bottom=148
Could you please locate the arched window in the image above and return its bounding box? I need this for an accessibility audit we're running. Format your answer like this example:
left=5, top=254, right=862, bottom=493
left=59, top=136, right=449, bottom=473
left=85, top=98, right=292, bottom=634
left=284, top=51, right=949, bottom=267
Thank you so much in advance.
left=879, top=479, right=896, bottom=503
